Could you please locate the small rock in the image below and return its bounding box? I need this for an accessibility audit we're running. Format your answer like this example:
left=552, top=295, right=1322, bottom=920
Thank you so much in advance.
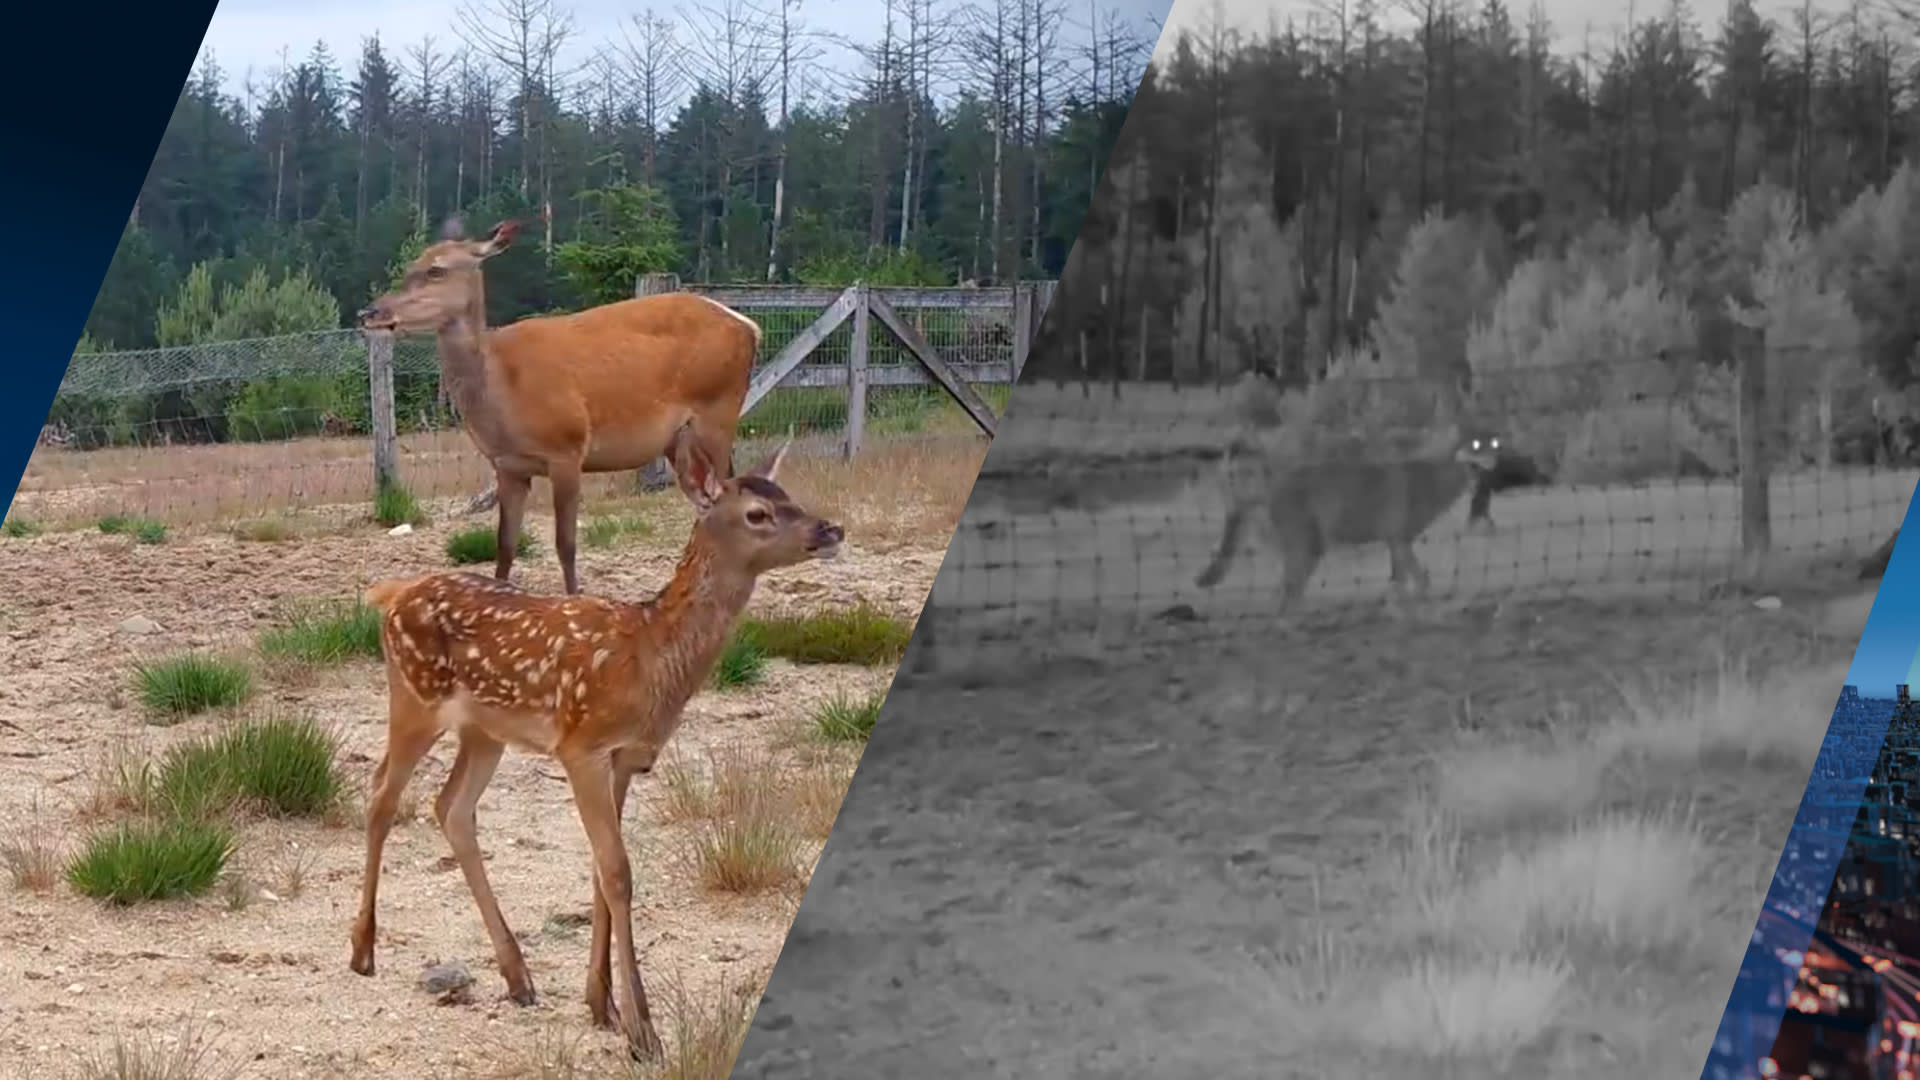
left=1753, top=595, right=1784, bottom=611
left=419, top=960, right=474, bottom=1001
left=117, top=616, right=162, bottom=635
left=388, top=524, right=414, bottom=537
left=65, top=984, right=84, bottom=995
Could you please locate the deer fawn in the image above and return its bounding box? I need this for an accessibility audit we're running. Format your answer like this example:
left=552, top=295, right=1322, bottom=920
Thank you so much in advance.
left=349, top=424, right=843, bottom=1061
left=357, top=217, right=760, bottom=596
left=1195, top=427, right=1505, bottom=605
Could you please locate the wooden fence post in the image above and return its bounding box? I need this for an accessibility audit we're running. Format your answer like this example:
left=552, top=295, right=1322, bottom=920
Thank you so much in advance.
left=846, top=284, right=871, bottom=460
left=1736, top=339, right=1772, bottom=580
left=367, top=330, right=399, bottom=494
left=636, top=272, right=681, bottom=297
left=1012, top=284, right=1034, bottom=383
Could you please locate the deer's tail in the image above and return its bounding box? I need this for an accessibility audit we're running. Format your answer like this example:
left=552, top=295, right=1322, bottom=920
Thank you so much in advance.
left=1196, top=503, right=1252, bottom=589
left=364, top=578, right=421, bottom=614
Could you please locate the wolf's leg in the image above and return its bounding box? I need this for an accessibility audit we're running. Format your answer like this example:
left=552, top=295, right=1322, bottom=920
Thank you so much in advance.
left=1467, top=473, right=1496, bottom=533
left=1196, top=504, right=1252, bottom=589
left=1277, top=517, right=1322, bottom=610
left=1389, top=540, right=1432, bottom=595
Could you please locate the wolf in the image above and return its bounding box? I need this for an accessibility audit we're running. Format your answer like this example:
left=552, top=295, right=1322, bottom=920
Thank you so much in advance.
left=1193, top=428, right=1506, bottom=606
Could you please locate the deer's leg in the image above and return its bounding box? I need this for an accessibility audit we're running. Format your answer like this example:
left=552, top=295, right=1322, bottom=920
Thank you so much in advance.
left=494, top=470, right=533, bottom=584
left=586, top=759, right=642, bottom=1030
left=434, top=732, right=536, bottom=1005
left=550, top=461, right=584, bottom=596
left=350, top=706, right=443, bottom=978
left=563, top=753, right=663, bottom=1061
left=1195, top=504, right=1251, bottom=589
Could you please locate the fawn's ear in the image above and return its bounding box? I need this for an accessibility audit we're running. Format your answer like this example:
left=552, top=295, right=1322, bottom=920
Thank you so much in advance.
left=748, top=439, right=791, bottom=482
left=475, top=220, right=519, bottom=258
left=439, top=215, right=466, bottom=241
left=670, top=426, right=725, bottom=515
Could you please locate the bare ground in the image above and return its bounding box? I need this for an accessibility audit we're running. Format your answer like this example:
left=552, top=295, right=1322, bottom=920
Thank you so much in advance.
left=736, top=590, right=1856, bottom=1079
left=0, top=488, right=947, bottom=1079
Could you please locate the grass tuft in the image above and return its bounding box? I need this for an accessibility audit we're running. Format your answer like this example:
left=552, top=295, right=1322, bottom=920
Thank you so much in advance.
left=736, top=603, right=912, bottom=667
left=257, top=600, right=384, bottom=665
left=134, top=654, right=253, bottom=722
left=374, top=480, right=427, bottom=528
left=66, top=818, right=235, bottom=904
left=1361, top=953, right=1573, bottom=1058
left=71, top=1025, right=242, bottom=1080
left=445, top=525, right=537, bottom=566
left=709, top=632, right=768, bottom=690
left=582, top=512, right=653, bottom=549
left=812, top=692, right=883, bottom=743
left=681, top=745, right=804, bottom=896
left=2, top=517, right=42, bottom=539
left=156, top=714, right=346, bottom=821
left=786, top=755, right=858, bottom=841
left=1, top=800, right=64, bottom=893
left=102, top=514, right=169, bottom=544
left=233, top=516, right=300, bottom=543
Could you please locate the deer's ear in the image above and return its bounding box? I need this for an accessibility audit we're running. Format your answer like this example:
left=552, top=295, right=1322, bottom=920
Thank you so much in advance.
left=476, top=220, right=520, bottom=258
left=439, top=215, right=466, bottom=241
left=670, top=426, right=724, bottom=515
left=749, top=439, right=791, bottom=482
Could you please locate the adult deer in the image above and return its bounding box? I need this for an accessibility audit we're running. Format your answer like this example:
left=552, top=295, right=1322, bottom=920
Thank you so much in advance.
left=350, top=425, right=843, bottom=1060
left=357, top=217, right=760, bottom=595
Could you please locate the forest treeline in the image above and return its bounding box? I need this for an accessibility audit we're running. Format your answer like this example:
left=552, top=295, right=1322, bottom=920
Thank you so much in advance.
left=1050, top=0, right=1920, bottom=480
left=77, top=0, right=1149, bottom=358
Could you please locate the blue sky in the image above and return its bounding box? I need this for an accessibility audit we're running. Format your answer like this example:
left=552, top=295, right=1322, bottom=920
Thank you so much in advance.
left=1846, top=515, right=1920, bottom=697
left=197, top=0, right=1172, bottom=106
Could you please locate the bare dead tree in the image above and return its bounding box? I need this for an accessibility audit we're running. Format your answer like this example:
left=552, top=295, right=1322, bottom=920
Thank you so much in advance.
left=456, top=0, right=575, bottom=214
left=684, top=0, right=777, bottom=277
left=405, top=36, right=456, bottom=229
left=761, top=0, right=826, bottom=279
left=619, top=9, right=689, bottom=185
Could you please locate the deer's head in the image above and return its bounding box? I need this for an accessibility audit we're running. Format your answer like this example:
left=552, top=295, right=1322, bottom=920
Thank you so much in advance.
left=668, top=425, right=843, bottom=574
left=358, top=217, right=520, bottom=333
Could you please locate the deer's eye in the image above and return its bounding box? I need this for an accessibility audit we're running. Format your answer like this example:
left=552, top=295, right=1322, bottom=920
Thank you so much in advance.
left=425, top=266, right=447, bottom=280
left=746, top=507, right=771, bottom=526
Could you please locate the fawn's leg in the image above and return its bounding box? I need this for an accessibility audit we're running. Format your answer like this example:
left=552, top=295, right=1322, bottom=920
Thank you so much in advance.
left=564, top=753, right=663, bottom=1061
left=495, top=470, right=533, bottom=583
left=434, top=732, right=535, bottom=1005
left=350, top=708, right=442, bottom=977
left=586, top=759, right=642, bottom=1030
left=550, top=460, right=584, bottom=596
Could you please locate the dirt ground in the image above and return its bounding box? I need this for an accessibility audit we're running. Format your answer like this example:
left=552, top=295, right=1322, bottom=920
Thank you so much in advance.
left=736, top=590, right=1858, bottom=1079
left=0, top=488, right=946, bottom=1079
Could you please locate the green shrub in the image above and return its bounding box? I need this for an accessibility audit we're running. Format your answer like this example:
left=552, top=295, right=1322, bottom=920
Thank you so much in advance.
left=813, top=693, right=883, bottom=743
left=225, top=375, right=348, bottom=443
left=134, top=655, right=253, bottom=722
left=737, top=604, right=913, bottom=667
left=258, top=601, right=384, bottom=665
left=374, top=480, right=426, bottom=528
left=446, top=526, right=537, bottom=565
left=709, top=633, right=768, bottom=690
left=156, top=714, right=345, bottom=820
left=66, top=818, right=234, bottom=904
left=1, top=518, right=42, bottom=539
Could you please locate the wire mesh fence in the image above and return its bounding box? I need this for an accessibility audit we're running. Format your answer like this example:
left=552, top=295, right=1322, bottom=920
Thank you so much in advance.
left=924, top=346, right=1917, bottom=656
left=22, top=286, right=1047, bottom=529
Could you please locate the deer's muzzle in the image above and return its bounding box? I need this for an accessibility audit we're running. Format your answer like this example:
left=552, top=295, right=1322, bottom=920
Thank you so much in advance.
left=358, top=303, right=398, bottom=331
left=809, top=522, right=844, bottom=558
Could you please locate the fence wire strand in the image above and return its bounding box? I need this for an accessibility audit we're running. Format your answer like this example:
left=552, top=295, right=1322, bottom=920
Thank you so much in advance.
left=25, top=289, right=1034, bottom=529
left=922, top=353, right=1914, bottom=661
